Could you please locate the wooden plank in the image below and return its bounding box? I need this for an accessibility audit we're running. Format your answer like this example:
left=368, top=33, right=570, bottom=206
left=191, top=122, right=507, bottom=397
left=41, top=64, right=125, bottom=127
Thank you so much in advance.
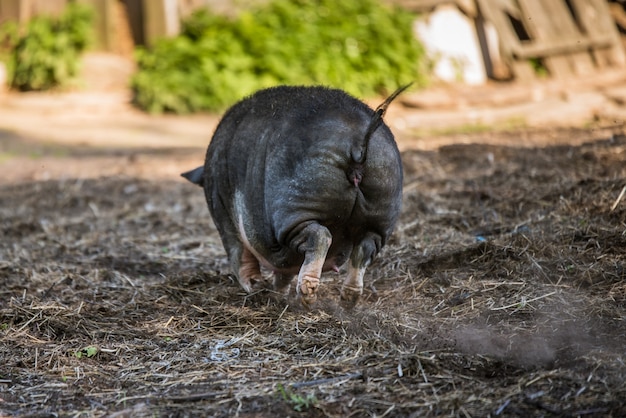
left=17, top=0, right=33, bottom=24
left=572, top=0, right=626, bottom=67
left=78, top=0, right=115, bottom=50
left=142, top=0, right=180, bottom=46
left=546, top=0, right=594, bottom=75
left=476, top=0, right=522, bottom=54
left=0, top=0, right=21, bottom=24
left=30, top=0, right=67, bottom=17
left=0, top=0, right=67, bottom=25
left=112, top=0, right=136, bottom=55
left=476, top=0, right=535, bottom=81
left=476, top=0, right=625, bottom=81
left=518, top=0, right=576, bottom=78
left=123, top=0, right=145, bottom=46
left=512, top=35, right=613, bottom=59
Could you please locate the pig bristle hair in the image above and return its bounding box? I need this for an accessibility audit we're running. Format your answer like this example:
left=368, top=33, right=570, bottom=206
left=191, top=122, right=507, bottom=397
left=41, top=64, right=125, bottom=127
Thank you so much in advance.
left=357, top=83, right=413, bottom=164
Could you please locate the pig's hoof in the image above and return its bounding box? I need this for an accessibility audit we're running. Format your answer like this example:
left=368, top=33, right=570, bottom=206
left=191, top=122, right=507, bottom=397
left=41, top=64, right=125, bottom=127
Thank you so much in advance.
left=300, top=292, right=318, bottom=307
left=299, top=278, right=319, bottom=307
left=340, top=286, right=362, bottom=309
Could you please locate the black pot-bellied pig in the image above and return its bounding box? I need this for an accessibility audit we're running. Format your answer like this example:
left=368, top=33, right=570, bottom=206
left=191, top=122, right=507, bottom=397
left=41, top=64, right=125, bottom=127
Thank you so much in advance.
left=182, top=84, right=409, bottom=307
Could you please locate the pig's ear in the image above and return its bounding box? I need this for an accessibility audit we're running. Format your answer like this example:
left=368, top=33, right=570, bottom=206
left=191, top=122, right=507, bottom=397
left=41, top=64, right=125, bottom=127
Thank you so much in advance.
left=181, top=166, right=205, bottom=186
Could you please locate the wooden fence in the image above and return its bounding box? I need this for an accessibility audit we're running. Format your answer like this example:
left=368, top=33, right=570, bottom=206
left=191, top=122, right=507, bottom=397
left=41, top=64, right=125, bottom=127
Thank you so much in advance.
left=1, top=0, right=625, bottom=81
left=0, top=0, right=68, bottom=22
left=477, top=0, right=626, bottom=80
left=394, top=0, right=626, bottom=81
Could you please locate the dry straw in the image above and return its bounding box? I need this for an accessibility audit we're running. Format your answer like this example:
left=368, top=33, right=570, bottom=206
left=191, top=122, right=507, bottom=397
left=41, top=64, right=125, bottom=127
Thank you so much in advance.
left=1, top=127, right=625, bottom=416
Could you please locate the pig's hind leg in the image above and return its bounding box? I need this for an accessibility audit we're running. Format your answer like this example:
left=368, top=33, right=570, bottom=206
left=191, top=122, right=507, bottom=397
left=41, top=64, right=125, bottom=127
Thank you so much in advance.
left=292, top=223, right=332, bottom=306
left=209, top=201, right=263, bottom=293
left=216, top=230, right=263, bottom=293
left=273, top=273, right=293, bottom=295
left=237, top=245, right=264, bottom=292
left=341, top=234, right=379, bottom=308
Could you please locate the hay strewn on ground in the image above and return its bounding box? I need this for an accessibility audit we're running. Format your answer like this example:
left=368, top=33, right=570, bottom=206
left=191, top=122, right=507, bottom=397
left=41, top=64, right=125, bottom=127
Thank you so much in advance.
left=1, top=127, right=625, bottom=417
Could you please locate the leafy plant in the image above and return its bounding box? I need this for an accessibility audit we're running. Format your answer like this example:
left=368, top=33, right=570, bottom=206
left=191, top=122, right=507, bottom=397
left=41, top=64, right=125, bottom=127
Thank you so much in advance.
left=4, top=2, right=92, bottom=91
left=276, top=383, right=317, bottom=412
left=132, top=0, right=428, bottom=113
left=529, top=57, right=548, bottom=77
left=74, top=345, right=98, bottom=359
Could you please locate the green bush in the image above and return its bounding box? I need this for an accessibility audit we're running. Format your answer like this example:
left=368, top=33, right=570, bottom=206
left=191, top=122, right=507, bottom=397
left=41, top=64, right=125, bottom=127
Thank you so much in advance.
left=0, top=21, right=18, bottom=69
left=132, top=0, right=428, bottom=114
left=3, top=2, right=92, bottom=91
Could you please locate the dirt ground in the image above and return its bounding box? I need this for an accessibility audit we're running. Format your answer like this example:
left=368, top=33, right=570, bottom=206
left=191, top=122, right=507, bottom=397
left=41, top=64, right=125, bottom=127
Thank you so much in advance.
left=1, top=116, right=625, bottom=416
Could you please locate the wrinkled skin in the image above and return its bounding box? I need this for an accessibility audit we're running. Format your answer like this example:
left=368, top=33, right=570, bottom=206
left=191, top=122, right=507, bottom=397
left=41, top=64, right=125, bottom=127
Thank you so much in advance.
left=183, top=86, right=402, bottom=307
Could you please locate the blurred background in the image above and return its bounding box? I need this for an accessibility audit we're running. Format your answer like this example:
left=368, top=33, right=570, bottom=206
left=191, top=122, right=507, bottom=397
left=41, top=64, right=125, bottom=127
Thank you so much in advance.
left=1, top=0, right=626, bottom=113
left=1, top=0, right=626, bottom=169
